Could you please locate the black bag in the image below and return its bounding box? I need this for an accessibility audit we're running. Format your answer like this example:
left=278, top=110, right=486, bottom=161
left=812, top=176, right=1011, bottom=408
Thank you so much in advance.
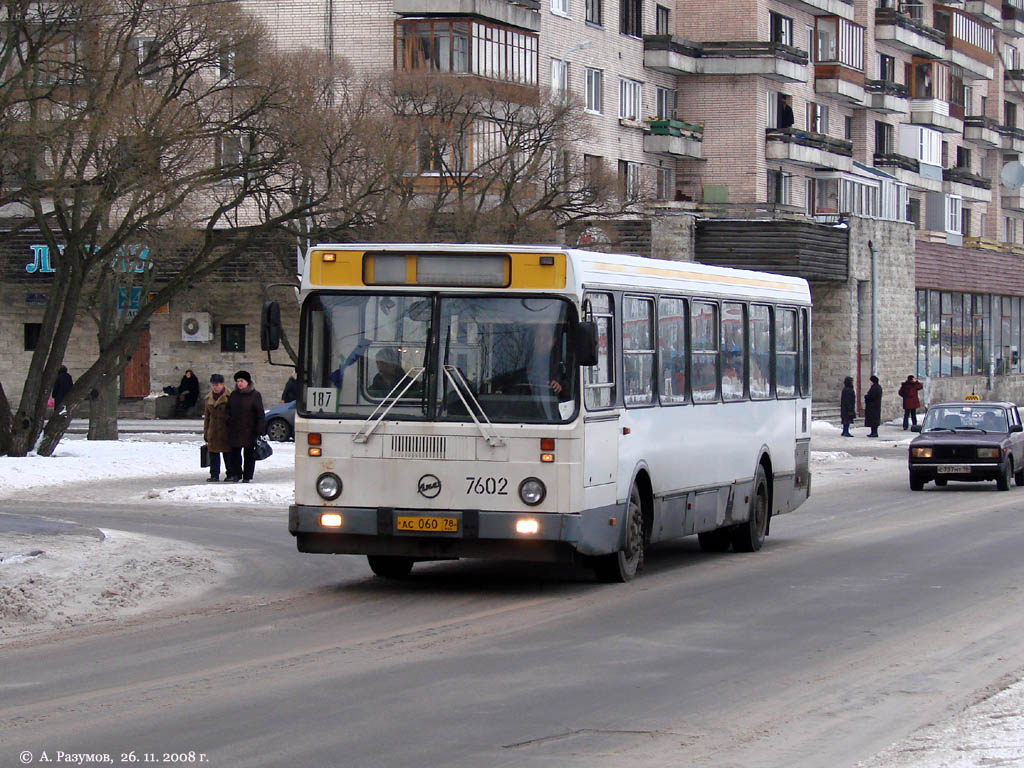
left=200, top=444, right=209, bottom=468
left=254, top=436, right=273, bottom=461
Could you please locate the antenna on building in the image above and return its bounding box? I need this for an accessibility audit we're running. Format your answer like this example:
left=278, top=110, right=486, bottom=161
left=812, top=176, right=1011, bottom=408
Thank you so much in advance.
left=1001, top=161, right=1024, bottom=189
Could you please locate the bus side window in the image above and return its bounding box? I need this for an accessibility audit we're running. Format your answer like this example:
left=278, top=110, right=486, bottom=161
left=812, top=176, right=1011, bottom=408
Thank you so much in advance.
left=691, top=301, right=720, bottom=403
left=722, top=302, right=746, bottom=401
left=749, top=304, right=772, bottom=400
left=658, top=297, right=688, bottom=405
left=776, top=307, right=797, bottom=398
left=623, top=297, right=655, bottom=406
left=584, top=292, right=615, bottom=409
left=799, top=307, right=811, bottom=397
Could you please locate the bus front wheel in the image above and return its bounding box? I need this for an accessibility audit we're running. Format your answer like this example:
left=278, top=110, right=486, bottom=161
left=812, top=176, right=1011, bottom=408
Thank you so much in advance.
left=593, top=486, right=644, bottom=583
left=731, top=465, right=768, bottom=553
left=367, top=555, right=415, bottom=579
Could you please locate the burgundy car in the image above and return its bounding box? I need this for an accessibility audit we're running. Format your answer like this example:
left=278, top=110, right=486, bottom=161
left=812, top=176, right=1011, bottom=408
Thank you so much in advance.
left=908, top=402, right=1024, bottom=491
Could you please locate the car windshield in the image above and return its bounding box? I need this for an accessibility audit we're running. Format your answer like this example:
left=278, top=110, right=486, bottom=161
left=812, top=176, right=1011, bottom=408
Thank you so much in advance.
left=922, top=406, right=1008, bottom=432
left=300, top=292, right=578, bottom=424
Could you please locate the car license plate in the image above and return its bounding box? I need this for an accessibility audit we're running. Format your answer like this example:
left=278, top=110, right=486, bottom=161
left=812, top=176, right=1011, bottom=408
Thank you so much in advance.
left=937, top=465, right=970, bottom=474
left=396, top=515, right=458, bottom=533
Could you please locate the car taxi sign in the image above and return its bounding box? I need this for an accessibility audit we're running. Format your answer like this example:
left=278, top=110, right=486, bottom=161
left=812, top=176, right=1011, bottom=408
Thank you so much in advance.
left=965, top=394, right=980, bottom=401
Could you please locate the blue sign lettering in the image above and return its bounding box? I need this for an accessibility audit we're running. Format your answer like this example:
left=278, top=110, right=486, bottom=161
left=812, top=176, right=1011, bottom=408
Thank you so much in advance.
left=25, top=245, right=56, bottom=274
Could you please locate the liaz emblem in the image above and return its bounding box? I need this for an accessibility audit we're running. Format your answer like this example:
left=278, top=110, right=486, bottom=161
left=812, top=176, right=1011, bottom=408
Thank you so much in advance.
left=417, top=474, right=442, bottom=499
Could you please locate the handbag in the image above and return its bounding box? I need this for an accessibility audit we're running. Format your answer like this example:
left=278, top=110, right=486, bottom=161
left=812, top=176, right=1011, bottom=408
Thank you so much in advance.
left=254, top=436, right=273, bottom=461
left=200, top=444, right=209, bottom=468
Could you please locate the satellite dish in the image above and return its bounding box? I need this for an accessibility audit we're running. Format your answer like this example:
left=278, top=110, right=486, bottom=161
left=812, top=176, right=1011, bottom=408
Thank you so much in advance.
left=1001, top=160, right=1024, bottom=189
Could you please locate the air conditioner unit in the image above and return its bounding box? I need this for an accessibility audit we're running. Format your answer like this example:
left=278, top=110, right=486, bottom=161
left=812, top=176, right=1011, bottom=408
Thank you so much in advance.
left=181, top=312, right=212, bottom=342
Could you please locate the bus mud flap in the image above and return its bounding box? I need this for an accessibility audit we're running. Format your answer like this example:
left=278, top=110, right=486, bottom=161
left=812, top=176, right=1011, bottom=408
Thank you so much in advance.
left=377, top=508, right=394, bottom=536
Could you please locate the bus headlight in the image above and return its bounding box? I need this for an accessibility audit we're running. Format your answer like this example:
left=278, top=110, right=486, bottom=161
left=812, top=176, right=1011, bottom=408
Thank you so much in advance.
left=316, top=472, right=343, bottom=500
left=518, top=477, right=546, bottom=506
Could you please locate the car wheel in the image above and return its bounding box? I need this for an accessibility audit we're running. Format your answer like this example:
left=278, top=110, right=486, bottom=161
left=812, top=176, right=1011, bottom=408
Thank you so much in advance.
left=997, top=460, right=1012, bottom=492
left=909, top=474, right=925, bottom=491
left=593, top=485, right=644, bottom=583
left=731, top=464, right=768, bottom=552
left=266, top=417, right=292, bottom=442
left=367, top=555, right=415, bottom=578
left=934, top=477, right=947, bottom=487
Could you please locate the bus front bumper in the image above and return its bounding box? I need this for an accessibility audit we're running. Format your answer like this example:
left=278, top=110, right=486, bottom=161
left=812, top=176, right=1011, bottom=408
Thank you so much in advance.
left=288, top=504, right=615, bottom=562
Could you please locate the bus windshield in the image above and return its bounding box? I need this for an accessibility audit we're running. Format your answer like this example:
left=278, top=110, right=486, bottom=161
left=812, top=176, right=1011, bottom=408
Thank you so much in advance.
left=302, top=293, right=579, bottom=424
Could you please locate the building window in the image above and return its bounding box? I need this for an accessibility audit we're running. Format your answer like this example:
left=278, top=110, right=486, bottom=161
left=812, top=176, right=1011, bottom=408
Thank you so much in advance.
left=844, top=115, right=853, bottom=140
left=221, top=324, right=246, bottom=353
left=655, top=86, right=675, bottom=120
left=875, top=120, right=894, bottom=154
left=1006, top=43, right=1020, bottom=70
left=656, top=167, right=672, bottom=200
left=806, top=102, right=829, bottom=134
left=622, top=297, right=654, bottom=405
left=961, top=206, right=971, bottom=237
left=877, top=52, right=895, bottom=82
left=24, top=323, right=41, bottom=351
left=917, top=290, right=990, bottom=378
left=908, top=197, right=921, bottom=227
left=956, top=145, right=971, bottom=169
left=770, top=11, right=793, bottom=46
left=585, top=67, right=602, bottom=113
left=815, top=17, right=864, bottom=70
left=550, top=0, right=568, bottom=15
left=585, top=0, right=602, bottom=25
left=216, top=134, right=251, bottom=172
left=767, top=169, right=791, bottom=205
left=618, top=78, right=642, bottom=120
left=551, top=58, right=567, bottom=93
left=618, top=159, right=641, bottom=199
left=656, top=4, right=669, bottom=35
left=620, top=0, right=642, bottom=37
left=1006, top=101, right=1017, bottom=129
left=946, top=195, right=962, bottom=234
left=583, top=153, right=602, bottom=183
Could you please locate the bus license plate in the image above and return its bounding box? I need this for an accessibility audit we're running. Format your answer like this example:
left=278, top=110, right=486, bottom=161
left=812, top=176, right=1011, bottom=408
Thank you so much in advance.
left=937, top=465, right=970, bottom=474
left=396, top=515, right=458, bottom=533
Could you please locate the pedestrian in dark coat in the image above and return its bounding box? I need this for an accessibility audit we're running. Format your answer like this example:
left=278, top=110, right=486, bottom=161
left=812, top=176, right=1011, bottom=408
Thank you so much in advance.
left=203, top=374, right=230, bottom=482
left=176, top=369, right=200, bottom=415
left=226, top=370, right=265, bottom=483
left=840, top=376, right=856, bottom=437
left=281, top=371, right=298, bottom=404
left=52, top=366, right=73, bottom=411
left=864, top=375, right=883, bottom=437
left=898, top=374, right=924, bottom=430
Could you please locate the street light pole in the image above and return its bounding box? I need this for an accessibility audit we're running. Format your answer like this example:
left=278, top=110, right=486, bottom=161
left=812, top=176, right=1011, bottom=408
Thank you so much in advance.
left=557, top=40, right=592, bottom=96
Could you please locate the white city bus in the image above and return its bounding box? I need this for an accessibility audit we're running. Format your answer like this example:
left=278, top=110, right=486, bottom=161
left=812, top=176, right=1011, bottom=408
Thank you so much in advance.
left=270, top=244, right=811, bottom=582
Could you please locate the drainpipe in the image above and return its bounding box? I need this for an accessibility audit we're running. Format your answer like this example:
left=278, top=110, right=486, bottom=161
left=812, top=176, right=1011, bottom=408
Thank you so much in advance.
left=869, top=239, right=878, bottom=377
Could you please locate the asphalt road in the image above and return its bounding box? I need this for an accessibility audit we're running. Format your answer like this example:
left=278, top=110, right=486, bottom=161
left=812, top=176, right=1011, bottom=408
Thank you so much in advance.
left=3, top=447, right=1024, bottom=768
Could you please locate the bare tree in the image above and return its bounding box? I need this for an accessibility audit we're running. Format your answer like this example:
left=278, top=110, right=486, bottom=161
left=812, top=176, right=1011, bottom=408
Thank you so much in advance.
left=0, top=0, right=398, bottom=456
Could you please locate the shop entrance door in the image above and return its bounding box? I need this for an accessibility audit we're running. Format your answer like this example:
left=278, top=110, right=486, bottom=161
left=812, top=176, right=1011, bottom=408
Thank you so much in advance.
left=121, top=328, right=150, bottom=397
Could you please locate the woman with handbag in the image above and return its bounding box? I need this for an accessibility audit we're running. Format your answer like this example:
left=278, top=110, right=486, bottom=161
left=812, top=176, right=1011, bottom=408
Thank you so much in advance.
left=226, top=370, right=266, bottom=483
left=202, top=373, right=230, bottom=482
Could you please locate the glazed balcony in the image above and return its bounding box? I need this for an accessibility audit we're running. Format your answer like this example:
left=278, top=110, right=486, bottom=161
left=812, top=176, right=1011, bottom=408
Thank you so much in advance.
left=935, top=6, right=996, bottom=79
left=643, top=119, right=703, bottom=159
left=911, top=99, right=964, bottom=132
left=874, top=7, right=946, bottom=58
left=643, top=35, right=701, bottom=75
left=963, top=115, right=1001, bottom=146
left=866, top=79, right=910, bottom=113
left=775, top=0, right=854, bottom=20
left=873, top=152, right=944, bottom=191
left=813, top=17, right=865, bottom=103
left=394, top=0, right=540, bottom=31
left=943, top=166, right=993, bottom=201
left=700, top=41, right=809, bottom=81
left=1005, top=3, right=1024, bottom=37
left=766, top=127, right=852, bottom=171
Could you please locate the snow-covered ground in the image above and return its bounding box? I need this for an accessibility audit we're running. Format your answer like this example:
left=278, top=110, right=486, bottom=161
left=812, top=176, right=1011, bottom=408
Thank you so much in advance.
left=2, top=427, right=1024, bottom=765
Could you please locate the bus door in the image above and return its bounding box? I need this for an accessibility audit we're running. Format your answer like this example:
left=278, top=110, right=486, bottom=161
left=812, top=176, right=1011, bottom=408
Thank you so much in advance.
left=582, top=292, right=618, bottom=508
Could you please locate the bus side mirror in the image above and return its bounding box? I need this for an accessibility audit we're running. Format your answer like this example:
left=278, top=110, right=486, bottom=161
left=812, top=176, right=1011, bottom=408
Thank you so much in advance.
left=260, top=300, right=282, bottom=351
left=576, top=322, right=598, bottom=366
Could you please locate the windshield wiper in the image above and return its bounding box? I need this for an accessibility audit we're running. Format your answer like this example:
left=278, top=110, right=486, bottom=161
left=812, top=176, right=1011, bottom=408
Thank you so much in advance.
left=442, top=364, right=505, bottom=447
left=352, top=367, right=425, bottom=444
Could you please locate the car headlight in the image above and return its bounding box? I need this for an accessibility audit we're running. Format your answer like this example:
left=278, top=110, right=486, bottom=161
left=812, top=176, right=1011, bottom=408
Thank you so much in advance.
left=912, top=447, right=933, bottom=458
left=518, top=477, right=546, bottom=506
left=316, top=472, right=343, bottom=500
left=977, top=447, right=1001, bottom=459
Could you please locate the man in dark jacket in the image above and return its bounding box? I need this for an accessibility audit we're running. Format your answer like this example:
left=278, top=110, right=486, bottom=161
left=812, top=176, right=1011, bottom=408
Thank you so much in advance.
left=864, top=375, right=883, bottom=437
left=226, top=370, right=266, bottom=483
left=840, top=376, right=856, bottom=437
left=898, top=374, right=923, bottom=430
left=52, top=366, right=73, bottom=411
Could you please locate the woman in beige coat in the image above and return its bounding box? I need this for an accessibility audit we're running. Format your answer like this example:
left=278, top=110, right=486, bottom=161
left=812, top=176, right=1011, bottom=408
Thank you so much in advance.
left=203, top=373, right=230, bottom=481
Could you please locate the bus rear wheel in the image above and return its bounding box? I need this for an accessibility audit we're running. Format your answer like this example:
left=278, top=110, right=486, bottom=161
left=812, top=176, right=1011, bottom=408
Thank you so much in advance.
left=593, top=486, right=644, bottom=583
left=367, top=555, right=415, bottom=579
left=731, top=465, right=768, bottom=552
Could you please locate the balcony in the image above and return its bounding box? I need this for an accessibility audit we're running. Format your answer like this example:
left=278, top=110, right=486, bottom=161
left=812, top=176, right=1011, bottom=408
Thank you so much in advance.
left=866, top=79, right=910, bottom=113
left=816, top=65, right=865, bottom=103
left=765, top=127, right=852, bottom=170
left=963, top=115, right=1001, bottom=146
left=943, top=166, right=993, bottom=201
left=911, top=99, right=964, bottom=132
left=643, top=35, right=701, bottom=75
left=394, top=0, right=540, bottom=30
left=936, top=7, right=996, bottom=79
left=774, top=0, right=854, bottom=20
left=700, top=41, right=809, bottom=81
left=1005, top=3, right=1024, bottom=37
left=873, top=152, right=944, bottom=191
left=874, top=7, right=947, bottom=58
left=963, top=0, right=1002, bottom=23
left=643, top=119, right=703, bottom=159
left=998, top=124, right=1024, bottom=151
left=1002, top=185, right=1024, bottom=210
